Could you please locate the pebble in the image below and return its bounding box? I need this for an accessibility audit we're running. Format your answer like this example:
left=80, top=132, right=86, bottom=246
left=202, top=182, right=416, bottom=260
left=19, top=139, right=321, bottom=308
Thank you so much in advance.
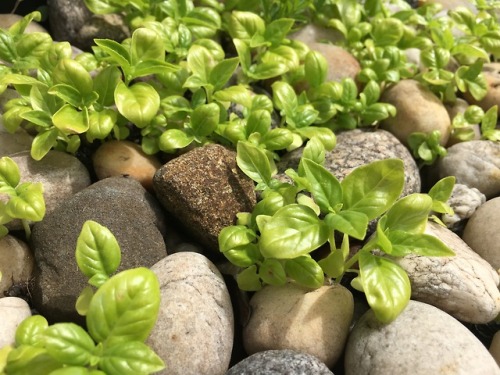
left=30, top=176, right=168, bottom=323
left=388, top=221, right=500, bottom=323
left=380, top=79, right=451, bottom=146
left=226, top=349, right=333, bottom=375
left=146, top=252, right=234, bottom=375
left=243, top=283, right=353, bottom=368
left=489, top=330, right=500, bottom=366
left=438, top=140, right=500, bottom=198
left=92, top=140, right=162, bottom=192
left=0, top=297, right=31, bottom=348
left=344, top=300, right=500, bottom=375
left=0, top=235, right=35, bottom=296
left=462, top=197, right=500, bottom=270
left=441, top=183, right=486, bottom=231
left=464, top=63, right=500, bottom=114
left=153, top=144, right=256, bottom=253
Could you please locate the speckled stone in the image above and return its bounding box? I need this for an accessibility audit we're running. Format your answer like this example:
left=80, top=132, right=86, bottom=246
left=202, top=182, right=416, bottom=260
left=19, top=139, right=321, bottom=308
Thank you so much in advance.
left=345, top=300, right=500, bottom=375
left=147, top=252, right=234, bottom=375
left=278, top=128, right=421, bottom=198
left=0, top=235, right=35, bottom=296
left=226, top=350, right=333, bottom=375
left=153, top=144, right=256, bottom=252
left=438, top=140, right=500, bottom=198
left=441, top=183, right=486, bottom=231
left=31, top=176, right=168, bottom=323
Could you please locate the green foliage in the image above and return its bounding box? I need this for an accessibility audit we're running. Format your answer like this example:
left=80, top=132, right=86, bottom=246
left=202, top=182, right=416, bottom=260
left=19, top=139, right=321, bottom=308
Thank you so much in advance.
left=0, top=221, right=164, bottom=375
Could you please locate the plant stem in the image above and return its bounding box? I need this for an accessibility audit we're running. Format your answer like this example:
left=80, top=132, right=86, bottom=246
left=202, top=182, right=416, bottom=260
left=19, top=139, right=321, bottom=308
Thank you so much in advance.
left=22, top=219, right=31, bottom=241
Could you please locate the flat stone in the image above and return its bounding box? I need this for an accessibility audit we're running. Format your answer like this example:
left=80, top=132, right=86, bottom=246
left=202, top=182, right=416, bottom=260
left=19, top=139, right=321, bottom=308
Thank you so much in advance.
left=31, top=176, right=168, bottom=323
left=0, top=297, right=31, bottom=348
left=345, top=300, right=500, bottom=375
left=0, top=235, right=35, bottom=296
left=153, top=144, right=256, bottom=252
left=146, top=252, right=234, bottom=375
left=226, top=349, right=334, bottom=375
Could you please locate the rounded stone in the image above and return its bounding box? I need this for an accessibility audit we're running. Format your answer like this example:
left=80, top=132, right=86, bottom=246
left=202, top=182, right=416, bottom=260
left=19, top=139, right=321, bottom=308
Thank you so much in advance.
left=308, top=42, right=361, bottom=84
left=344, top=300, right=500, bottom=375
left=490, top=331, right=500, bottom=366
left=0, top=235, right=35, bottom=296
left=463, top=197, right=500, bottom=270
left=243, top=283, right=353, bottom=368
left=0, top=297, right=32, bottom=348
left=92, top=140, right=162, bottom=192
left=226, top=349, right=334, bottom=375
left=288, top=24, right=344, bottom=45
left=380, top=79, right=451, bottom=146
left=146, top=252, right=234, bottom=375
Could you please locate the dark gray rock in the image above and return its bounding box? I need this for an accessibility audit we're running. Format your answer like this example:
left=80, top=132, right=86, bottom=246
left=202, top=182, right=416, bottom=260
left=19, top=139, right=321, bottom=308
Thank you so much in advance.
left=226, top=349, right=333, bottom=375
left=31, top=176, right=168, bottom=323
left=153, top=144, right=256, bottom=252
left=47, top=0, right=130, bottom=50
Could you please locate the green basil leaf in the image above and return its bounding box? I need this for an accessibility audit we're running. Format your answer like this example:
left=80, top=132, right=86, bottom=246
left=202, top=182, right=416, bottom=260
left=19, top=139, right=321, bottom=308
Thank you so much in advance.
left=233, top=39, right=251, bottom=72
left=31, top=128, right=59, bottom=161
left=48, top=84, right=84, bottom=108
left=44, top=323, right=95, bottom=366
left=114, top=82, right=160, bottom=128
left=223, top=244, right=261, bottom=268
left=15, top=315, right=49, bottom=346
left=94, top=38, right=131, bottom=71
left=294, top=127, right=336, bottom=151
left=428, top=176, right=455, bottom=203
left=0, top=224, right=8, bottom=238
left=213, top=85, right=252, bottom=107
left=52, top=104, right=89, bottom=134
left=0, top=157, right=20, bottom=188
left=272, top=81, right=297, bottom=115
left=52, top=59, right=93, bottom=96
left=451, top=44, right=489, bottom=61
left=341, top=159, right=404, bottom=220
left=324, top=210, right=368, bottom=240
left=359, top=251, right=411, bottom=323
left=259, top=204, right=329, bottom=259
left=387, top=231, right=455, bottom=257
left=301, top=158, right=342, bottom=213
left=159, top=129, right=194, bottom=152
left=131, top=60, right=179, bottom=80
left=7, top=182, right=45, bottom=221
left=99, top=341, right=165, bottom=375
left=372, top=18, right=404, bottom=46
left=259, top=258, right=287, bottom=286
left=21, top=110, right=53, bottom=128
left=50, top=367, right=105, bottom=375
left=86, top=267, right=160, bottom=346
left=87, top=109, right=117, bottom=141
left=186, top=45, right=213, bottom=85
left=0, top=29, right=16, bottom=63
left=236, top=265, right=262, bottom=291
left=362, top=102, right=396, bottom=125
left=184, top=7, right=221, bottom=39
left=4, top=345, right=61, bottom=374
left=210, top=57, right=239, bottom=90
left=304, top=50, right=328, bottom=89
left=190, top=102, right=219, bottom=138
left=130, top=28, right=164, bottom=65
left=301, top=137, right=325, bottom=165
left=76, top=286, right=94, bottom=316
left=318, top=248, right=345, bottom=279
left=248, top=61, right=289, bottom=80
left=83, top=0, right=121, bottom=14
left=218, top=225, right=256, bottom=253
left=481, top=105, right=498, bottom=132
left=264, top=18, right=294, bottom=45
left=76, top=220, right=121, bottom=288
left=93, top=66, right=122, bottom=107
left=236, top=141, right=273, bottom=188
left=382, top=194, right=433, bottom=234
left=17, top=32, right=53, bottom=60
left=227, top=11, right=265, bottom=40
left=260, top=45, right=299, bottom=71
left=285, top=256, right=324, bottom=289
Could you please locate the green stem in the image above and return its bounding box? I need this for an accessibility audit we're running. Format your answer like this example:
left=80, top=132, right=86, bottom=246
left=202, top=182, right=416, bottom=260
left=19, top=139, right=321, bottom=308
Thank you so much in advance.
left=22, top=219, right=31, bottom=241
left=334, top=250, right=362, bottom=284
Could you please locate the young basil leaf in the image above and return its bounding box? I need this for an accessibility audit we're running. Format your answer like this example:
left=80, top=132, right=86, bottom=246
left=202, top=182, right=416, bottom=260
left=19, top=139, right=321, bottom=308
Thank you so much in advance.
left=43, top=323, right=95, bottom=366
left=318, top=248, right=345, bottom=279
left=31, top=128, right=59, bottom=161
left=17, top=32, right=53, bottom=60
left=301, top=137, right=326, bottom=166
left=83, top=0, right=121, bottom=14
left=48, top=84, right=85, bottom=108
left=481, top=105, right=498, bottom=132
left=75, top=220, right=121, bottom=288
left=324, top=210, right=368, bottom=240
left=382, top=194, right=433, bottom=234
left=285, top=256, right=324, bottom=289
left=190, top=103, right=219, bottom=138
left=99, top=341, right=165, bottom=375
left=87, top=109, right=117, bottom=141
left=75, top=286, right=94, bottom=316
left=213, top=85, right=253, bottom=107
left=159, top=129, right=194, bottom=152
left=264, top=18, right=295, bottom=45
left=428, top=176, right=455, bottom=213
left=185, top=45, right=213, bottom=87
left=304, top=50, right=328, bottom=89
left=218, top=225, right=256, bottom=253
left=93, top=66, right=123, bottom=107
left=233, top=39, right=252, bottom=73
left=260, top=45, right=300, bottom=71
left=236, top=141, right=273, bottom=188
left=245, top=109, right=271, bottom=136
left=294, top=127, right=336, bottom=151
left=0, top=157, right=20, bottom=188
left=236, top=265, right=262, bottom=291
left=15, top=315, right=49, bottom=346
left=387, top=231, right=455, bottom=257
left=372, top=18, right=404, bottom=46
left=0, top=224, right=8, bottom=239
left=21, top=110, right=53, bottom=129
left=7, top=182, right=45, bottom=221
left=248, top=61, right=289, bottom=80
left=130, top=28, right=164, bottom=65
left=86, top=267, right=160, bottom=347
left=272, top=81, right=297, bottom=115
left=358, top=251, right=411, bottom=323
left=49, top=367, right=104, bottom=375
left=223, top=244, right=261, bottom=268
left=227, top=11, right=265, bottom=40
left=210, top=57, right=239, bottom=91
left=341, top=159, right=404, bottom=220
left=4, top=345, right=61, bottom=374
left=114, top=82, right=160, bottom=128
left=0, top=29, right=16, bottom=63
left=301, top=158, right=342, bottom=213
left=259, top=258, right=287, bottom=286
left=259, top=204, right=329, bottom=259
left=94, top=38, right=131, bottom=72
left=260, top=128, right=294, bottom=151
left=52, top=59, right=93, bottom=97
left=52, top=104, right=89, bottom=134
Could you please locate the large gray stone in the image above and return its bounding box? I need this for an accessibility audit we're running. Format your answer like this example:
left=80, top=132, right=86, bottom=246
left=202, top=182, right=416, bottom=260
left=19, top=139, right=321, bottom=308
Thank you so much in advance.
left=146, top=252, right=234, bottom=375
left=226, top=350, right=333, bottom=375
left=31, top=176, right=168, bottom=323
left=153, top=144, right=256, bottom=252
left=345, top=300, right=500, bottom=375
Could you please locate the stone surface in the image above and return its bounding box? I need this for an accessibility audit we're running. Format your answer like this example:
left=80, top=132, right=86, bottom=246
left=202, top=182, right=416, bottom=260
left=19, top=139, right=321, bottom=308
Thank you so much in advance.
left=47, top=0, right=130, bottom=51
left=344, top=300, right=500, bottom=375
left=0, top=297, right=31, bottom=348
left=380, top=79, right=451, bottom=146
left=441, top=183, right=486, bottom=231
left=464, top=62, right=500, bottom=114
left=92, top=140, right=162, bottom=192
left=388, top=221, right=500, bottom=323
left=31, top=176, right=168, bottom=323
left=0, top=235, right=35, bottom=296
left=490, top=330, right=500, bottom=366
left=243, top=283, right=353, bottom=368
left=226, top=349, right=334, bottom=375
left=278, top=128, right=421, bottom=198
left=463, top=197, right=500, bottom=270
left=438, top=140, right=500, bottom=198
left=288, top=24, right=343, bottom=45
left=2, top=150, right=91, bottom=230
left=153, top=144, right=256, bottom=252
left=0, top=127, right=33, bottom=157
left=146, top=252, right=234, bottom=375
